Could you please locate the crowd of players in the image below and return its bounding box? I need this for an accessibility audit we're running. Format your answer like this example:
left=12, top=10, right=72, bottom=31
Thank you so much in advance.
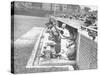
left=40, top=11, right=97, bottom=61
left=40, top=17, right=77, bottom=61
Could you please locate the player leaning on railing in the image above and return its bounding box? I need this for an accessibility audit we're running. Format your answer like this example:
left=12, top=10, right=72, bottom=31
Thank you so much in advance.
left=42, top=17, right=77, bottom=60
left=54, top=23, right=76, bottom=60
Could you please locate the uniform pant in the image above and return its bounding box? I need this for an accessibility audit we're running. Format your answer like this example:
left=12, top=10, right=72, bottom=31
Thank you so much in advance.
left=60, top=39, right=69, bottom=58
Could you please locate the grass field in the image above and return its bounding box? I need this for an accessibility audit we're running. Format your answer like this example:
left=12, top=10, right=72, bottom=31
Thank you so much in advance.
left=12, top=15, right=48, bottom=40
left=11, top=15, right=48, bottom=73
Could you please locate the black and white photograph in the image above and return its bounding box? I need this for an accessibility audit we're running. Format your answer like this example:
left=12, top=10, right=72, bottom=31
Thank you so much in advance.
left=11, top=1, right=98, bottom=74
